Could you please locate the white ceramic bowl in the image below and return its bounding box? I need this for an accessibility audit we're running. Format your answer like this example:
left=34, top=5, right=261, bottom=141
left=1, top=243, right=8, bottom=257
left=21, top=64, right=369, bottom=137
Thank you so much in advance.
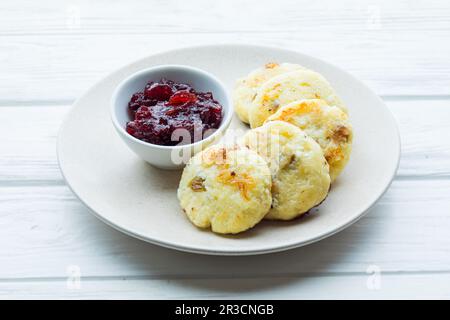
left=111, top=65, right=232, bottom=170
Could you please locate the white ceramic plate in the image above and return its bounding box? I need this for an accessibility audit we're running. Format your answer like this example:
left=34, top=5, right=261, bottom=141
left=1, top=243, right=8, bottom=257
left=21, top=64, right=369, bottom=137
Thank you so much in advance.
left=58, top=44, right=400, bottom=255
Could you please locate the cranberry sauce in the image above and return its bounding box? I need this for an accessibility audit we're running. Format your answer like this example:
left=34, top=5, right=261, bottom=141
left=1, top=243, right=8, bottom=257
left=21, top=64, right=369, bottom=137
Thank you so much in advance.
left=125, top=78, right=223, bottom=146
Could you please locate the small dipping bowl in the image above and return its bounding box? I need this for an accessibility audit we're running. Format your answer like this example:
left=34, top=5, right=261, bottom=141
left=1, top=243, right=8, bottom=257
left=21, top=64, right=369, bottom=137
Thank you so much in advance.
left=111, top=65, right=232, bottom=170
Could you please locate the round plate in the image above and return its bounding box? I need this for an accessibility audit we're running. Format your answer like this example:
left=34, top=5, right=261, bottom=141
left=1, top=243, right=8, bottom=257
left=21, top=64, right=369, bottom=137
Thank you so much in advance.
left=58, top=44, right=400, bottom=255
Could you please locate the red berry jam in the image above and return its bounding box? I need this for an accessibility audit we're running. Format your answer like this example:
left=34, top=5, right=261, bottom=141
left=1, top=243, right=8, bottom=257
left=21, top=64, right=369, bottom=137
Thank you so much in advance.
left=126, top=78, right=223, bottom=146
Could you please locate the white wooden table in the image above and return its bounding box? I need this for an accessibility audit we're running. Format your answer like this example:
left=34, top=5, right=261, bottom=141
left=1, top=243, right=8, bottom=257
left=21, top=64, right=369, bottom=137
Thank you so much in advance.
left=1, top=0, right=450, bottom=299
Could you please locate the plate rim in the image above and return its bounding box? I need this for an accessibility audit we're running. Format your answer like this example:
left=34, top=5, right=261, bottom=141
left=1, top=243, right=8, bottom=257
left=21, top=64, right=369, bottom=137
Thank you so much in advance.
left=57, top=43, right=401, bottom=256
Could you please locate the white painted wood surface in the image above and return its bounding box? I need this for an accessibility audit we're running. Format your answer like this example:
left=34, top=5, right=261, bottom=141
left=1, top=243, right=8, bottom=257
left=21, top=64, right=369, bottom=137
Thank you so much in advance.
left=1, top=0, right=450, bottom=299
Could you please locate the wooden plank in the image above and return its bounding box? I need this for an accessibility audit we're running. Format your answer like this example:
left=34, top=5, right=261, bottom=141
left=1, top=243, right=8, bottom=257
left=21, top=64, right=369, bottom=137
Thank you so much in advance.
left=1, top=178, right=450, bottom=279
left=393, top=99, right=450, bottom=177
left=0, top=106, right=66, bottom=183
left=1, top=273, right=450, bottom=299
left=1, top=99, right=449, bottom=183
left=4, top=0, right=449, bottom=35
left=0, top=0, right=449, bottom=101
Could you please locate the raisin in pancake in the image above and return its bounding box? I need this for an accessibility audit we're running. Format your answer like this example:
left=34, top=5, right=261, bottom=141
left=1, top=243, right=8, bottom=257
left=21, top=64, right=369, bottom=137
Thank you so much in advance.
left=242, top=121, right=330, bottom=220
left=266, top=99, right=352, bottom=182
left=177, top=145, right=272, bottom=234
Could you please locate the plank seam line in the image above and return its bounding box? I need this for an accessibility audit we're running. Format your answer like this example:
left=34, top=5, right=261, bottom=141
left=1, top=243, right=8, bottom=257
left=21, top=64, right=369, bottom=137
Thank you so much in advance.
left=0, top=100, right=73, bottom=107
left=1, top=174, right=450, bottom=189
left=394, top=175, right=450, bottom=181
left=0, top=30, right=346, bottom=37
left=1, top=270, right=450, bottom=283
left=0, top=180, right=67, bottom=187
left=0, top=95, right=449, bottom=107
left=381, top=95, right=450, bottom=101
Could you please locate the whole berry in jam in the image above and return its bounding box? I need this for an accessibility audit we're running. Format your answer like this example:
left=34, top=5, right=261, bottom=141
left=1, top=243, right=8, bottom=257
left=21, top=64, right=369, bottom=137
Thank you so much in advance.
left=144, top=83, right=173, bottom=100
left=168, top=91, right=198, bottom=106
